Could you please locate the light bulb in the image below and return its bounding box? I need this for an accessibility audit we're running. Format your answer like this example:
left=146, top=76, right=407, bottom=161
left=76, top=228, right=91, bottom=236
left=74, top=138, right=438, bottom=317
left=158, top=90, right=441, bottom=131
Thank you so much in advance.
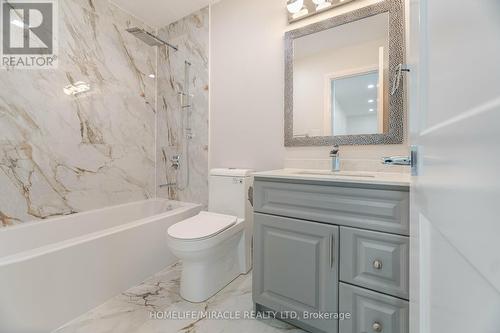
left=287, top=0, right=304, bottom=14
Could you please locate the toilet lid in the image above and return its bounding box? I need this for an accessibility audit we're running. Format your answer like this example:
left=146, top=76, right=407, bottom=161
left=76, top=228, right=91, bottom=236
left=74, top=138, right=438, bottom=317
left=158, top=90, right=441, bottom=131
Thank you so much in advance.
left=167, top=211, right=237, bottom=240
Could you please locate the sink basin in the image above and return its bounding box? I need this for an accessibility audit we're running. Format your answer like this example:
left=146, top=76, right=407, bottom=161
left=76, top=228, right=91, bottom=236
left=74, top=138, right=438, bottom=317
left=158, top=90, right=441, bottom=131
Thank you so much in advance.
left=294, top=170, right=375, bottom=178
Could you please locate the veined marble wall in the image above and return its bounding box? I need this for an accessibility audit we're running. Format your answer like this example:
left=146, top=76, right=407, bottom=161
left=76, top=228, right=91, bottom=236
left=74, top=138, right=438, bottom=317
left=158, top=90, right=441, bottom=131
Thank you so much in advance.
left=0, top=0, right=157, bottom=227
left=156, top=8, right=209, bottom=207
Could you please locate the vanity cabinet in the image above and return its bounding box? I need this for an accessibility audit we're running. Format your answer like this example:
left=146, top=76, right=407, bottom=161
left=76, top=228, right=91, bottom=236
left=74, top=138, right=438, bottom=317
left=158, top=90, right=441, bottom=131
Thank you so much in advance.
left=253, top=177, right=410, bottom=333
left=253, top=213, right=339, bottom=333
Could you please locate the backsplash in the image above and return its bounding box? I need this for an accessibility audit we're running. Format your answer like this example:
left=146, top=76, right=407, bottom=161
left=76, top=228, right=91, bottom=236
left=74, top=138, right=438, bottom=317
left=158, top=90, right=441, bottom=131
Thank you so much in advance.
left=285, top=144, right=410, bottom=173
left=0, top=0, right=157, bottom=226
left=156, top=8, right=209, bottom=207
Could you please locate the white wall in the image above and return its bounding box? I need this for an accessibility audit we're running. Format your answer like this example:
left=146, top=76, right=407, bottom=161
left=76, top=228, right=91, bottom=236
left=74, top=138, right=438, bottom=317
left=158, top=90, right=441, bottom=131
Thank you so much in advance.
left=210, top=0, right=409, bottom=172
left=209, top=0, right=286, bottom=170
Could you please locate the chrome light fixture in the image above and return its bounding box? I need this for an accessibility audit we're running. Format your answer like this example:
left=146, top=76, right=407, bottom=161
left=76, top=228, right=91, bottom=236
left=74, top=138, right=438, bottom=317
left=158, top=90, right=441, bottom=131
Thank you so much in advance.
left=287, top=0, right=304, bottom=14
left=287, top=0, right=309, bottom=20
left=312, top=0, right=332, bottom=11
left=287, top=0, right=356, bottom=23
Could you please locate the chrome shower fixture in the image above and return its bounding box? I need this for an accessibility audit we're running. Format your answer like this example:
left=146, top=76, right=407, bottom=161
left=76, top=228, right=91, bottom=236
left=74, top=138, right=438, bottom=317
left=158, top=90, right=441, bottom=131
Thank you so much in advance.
left=125, top=27, right=178, bottom=51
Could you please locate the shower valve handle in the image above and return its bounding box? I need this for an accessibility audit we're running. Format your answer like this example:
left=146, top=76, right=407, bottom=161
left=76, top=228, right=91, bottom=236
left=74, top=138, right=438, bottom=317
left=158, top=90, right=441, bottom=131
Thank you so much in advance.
left=171, top=155, right=181, bottom=170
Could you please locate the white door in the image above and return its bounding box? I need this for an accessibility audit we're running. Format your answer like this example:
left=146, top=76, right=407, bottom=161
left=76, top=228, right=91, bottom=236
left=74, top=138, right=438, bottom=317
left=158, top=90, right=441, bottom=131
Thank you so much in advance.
left=408, top=0, right=500, bottom=332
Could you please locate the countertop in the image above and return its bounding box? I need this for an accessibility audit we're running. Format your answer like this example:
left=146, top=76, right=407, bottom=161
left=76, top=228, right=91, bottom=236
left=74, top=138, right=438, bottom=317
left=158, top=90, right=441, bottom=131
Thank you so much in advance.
left=253, top=169, right=411, bottom=188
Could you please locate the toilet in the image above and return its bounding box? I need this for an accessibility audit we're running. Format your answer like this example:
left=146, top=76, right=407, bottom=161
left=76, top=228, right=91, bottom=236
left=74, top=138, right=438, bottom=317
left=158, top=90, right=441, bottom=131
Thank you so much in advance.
left=166, top=168, right=254, bottom=303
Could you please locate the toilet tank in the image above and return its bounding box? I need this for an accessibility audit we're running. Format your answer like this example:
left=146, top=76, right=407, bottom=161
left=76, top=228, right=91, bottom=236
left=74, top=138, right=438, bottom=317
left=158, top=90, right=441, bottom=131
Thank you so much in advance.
left=209, top=168, right=253, bottom=219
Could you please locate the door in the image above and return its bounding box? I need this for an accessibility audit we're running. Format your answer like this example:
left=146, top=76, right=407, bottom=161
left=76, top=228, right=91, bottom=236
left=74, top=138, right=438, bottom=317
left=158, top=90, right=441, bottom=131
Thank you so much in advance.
left=409, top=1, right=500, bottom=332
left=253, top=213, right=339, bottom=333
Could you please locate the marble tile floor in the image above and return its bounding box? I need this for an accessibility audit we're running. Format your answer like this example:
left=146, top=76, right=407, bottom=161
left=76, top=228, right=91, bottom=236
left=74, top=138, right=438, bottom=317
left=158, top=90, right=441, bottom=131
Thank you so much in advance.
left=55, top=262, right=305, bottom=333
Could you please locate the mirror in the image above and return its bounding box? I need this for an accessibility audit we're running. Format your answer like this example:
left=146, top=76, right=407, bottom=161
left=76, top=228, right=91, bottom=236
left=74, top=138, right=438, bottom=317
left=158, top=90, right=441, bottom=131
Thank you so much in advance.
left=285, top=0, right=405, bottom=146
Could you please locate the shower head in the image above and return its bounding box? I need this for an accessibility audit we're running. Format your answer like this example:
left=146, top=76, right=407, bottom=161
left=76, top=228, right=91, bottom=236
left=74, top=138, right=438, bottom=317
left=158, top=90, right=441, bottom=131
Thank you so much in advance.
left=125, top=27, right=178, bottom=51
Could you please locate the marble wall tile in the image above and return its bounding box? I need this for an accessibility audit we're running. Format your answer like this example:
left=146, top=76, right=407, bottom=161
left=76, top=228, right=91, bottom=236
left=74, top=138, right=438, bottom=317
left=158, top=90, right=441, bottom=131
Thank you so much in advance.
left=156, top=8, right=210, bottom=208
left=0, top=0, right=157, bottom=226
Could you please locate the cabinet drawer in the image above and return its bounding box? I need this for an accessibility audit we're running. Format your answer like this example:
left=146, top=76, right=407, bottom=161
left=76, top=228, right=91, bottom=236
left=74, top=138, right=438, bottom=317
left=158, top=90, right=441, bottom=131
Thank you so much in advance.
left=340, top=227, right=409, bottom=299
left=254, top=180, right=409, bottom=235
left=339, top=283, right=409, bottom=333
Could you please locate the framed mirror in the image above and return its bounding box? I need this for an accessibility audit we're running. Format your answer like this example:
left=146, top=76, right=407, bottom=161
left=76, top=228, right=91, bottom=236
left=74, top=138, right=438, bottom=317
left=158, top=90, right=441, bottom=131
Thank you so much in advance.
left=284, top=0, right=405, bottom=146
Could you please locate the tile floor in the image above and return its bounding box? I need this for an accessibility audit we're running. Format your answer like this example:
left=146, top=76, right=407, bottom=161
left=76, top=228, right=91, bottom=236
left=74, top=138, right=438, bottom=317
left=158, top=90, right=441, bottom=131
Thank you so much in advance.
left=55, top=262, right=305, bottom=333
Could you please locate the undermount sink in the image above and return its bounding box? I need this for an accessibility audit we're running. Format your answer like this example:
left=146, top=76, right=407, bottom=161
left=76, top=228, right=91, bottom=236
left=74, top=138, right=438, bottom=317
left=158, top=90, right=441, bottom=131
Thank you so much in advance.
left=294, top=170, right=376, bottom=178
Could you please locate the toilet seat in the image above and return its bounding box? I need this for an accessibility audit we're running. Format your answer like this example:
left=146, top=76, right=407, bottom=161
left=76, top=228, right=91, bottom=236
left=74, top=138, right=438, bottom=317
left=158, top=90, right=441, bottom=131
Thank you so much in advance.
left=167, top=211, right=237, bottom=241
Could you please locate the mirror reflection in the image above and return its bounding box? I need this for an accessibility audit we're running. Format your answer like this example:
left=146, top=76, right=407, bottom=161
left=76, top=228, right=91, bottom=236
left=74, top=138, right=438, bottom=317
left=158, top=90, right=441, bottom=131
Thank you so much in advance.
left=292, top=12, right=390, bottom=138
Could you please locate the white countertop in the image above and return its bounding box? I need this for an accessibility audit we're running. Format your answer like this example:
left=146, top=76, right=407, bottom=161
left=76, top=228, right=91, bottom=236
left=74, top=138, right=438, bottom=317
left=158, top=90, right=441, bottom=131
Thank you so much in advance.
left=253, top=169, right=411, bottom=187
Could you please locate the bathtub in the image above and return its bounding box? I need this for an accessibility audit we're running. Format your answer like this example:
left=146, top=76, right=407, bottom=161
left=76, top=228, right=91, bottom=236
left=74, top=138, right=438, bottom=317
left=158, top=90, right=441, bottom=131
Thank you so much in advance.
left=0, top=199, right=201, bottom=333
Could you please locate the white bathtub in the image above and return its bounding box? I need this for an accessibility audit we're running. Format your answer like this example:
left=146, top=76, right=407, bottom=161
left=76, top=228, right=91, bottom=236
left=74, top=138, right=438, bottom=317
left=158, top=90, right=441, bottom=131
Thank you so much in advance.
left=0, top=199, right=201, bottom=333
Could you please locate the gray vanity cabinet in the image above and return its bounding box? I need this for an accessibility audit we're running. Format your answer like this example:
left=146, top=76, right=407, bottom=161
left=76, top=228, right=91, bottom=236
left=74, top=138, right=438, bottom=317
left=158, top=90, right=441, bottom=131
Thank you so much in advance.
left=253, top=177, right=410, bottom=333
left=253, top=213, right=339, bottom=333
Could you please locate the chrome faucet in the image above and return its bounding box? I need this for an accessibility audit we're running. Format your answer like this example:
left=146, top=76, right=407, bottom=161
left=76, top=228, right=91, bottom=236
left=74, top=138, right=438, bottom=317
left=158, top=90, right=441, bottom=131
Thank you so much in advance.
left=330, top=145, right=341, bottom=172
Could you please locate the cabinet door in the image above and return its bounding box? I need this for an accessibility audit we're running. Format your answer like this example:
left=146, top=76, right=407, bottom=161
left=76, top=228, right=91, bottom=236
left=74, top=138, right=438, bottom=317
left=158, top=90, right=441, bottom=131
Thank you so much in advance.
left=253, top=213, right=339, bottom=333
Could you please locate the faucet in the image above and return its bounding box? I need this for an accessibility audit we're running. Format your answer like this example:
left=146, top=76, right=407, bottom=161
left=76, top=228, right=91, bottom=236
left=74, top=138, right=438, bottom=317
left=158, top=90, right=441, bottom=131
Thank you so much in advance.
left=330, top=145, right=341, bottom=172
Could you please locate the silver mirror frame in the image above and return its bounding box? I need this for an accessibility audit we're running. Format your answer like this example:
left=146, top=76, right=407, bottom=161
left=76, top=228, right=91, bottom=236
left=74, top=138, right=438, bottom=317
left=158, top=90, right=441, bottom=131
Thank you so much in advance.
left=284, top=0, right=405, bottom=147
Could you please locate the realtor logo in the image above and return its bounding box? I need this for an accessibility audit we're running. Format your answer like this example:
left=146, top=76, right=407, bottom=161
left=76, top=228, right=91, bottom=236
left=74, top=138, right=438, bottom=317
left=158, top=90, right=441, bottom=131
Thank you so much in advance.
left=1, top=0, right=58, bottom=68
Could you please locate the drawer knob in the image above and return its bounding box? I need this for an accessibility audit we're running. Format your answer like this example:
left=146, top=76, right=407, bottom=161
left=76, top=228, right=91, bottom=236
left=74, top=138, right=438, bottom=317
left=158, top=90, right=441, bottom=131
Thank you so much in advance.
left=372, top=321, right=383, bottom=332
left=373, top=259, right=383, bottom=270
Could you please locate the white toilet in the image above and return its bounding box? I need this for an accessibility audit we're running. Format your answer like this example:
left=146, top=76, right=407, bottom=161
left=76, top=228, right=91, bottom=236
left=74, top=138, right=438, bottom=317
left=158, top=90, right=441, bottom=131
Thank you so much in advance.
left=166, top=168, right=254, bottom=303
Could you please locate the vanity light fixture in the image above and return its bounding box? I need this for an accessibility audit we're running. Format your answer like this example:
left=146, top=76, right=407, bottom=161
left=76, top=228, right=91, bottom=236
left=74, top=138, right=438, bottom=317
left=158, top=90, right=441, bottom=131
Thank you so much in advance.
left=368, top=84, right=375, bottom=89
left=369, top=108, right=375, bottom=112
left=63, top=81, right=91, bottom=96
left=292, top=8, right=309, bottom=19
left=287, top=0, right=355, bottom=23
left=148, top=74, right=156, bottom=79
left=287, top=0, right=304, bottom=14
left=368, top=99, right=375, bottom=103
left=312, top=0, right=332, bottom=11
left=287, top=0, right=309, bottom=19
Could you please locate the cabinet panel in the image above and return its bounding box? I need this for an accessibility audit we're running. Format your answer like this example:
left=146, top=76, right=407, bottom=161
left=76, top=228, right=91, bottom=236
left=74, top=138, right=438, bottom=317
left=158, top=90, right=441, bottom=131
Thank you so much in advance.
left=339, top=283, right=409, bottom=333
left=340, top=227, right=409, bottom=299
left=253, top=213, right=339, bottom=333
left=254, top=180, right=409, bottom=235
